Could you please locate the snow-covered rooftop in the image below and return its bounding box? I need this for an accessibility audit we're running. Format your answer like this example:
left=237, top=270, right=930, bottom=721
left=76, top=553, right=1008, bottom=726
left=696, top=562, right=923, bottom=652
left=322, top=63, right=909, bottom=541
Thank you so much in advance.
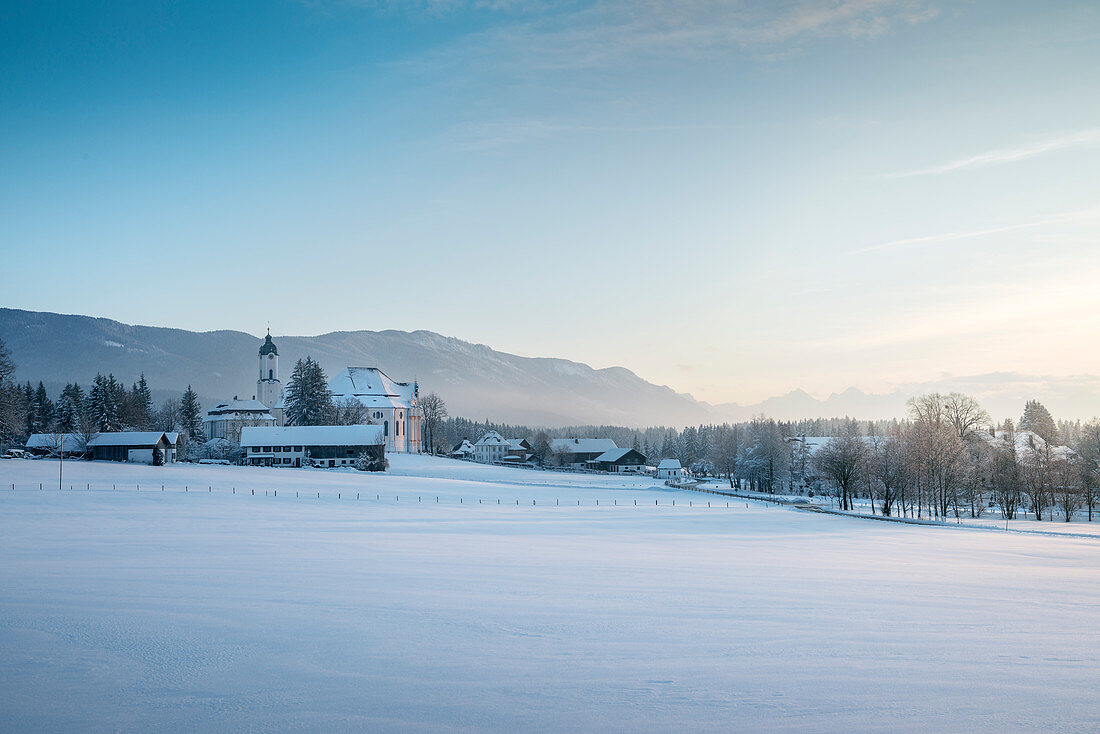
left=475, top=431, right=507, bottom=446
left=593, top=448, right=640, bottom=463
left=241, top=425, right=385, bottom=448
left=328, top=367, right=417, bottom=408
left=239, top=424, right=382, bottom=448
left=25, top=433, right=85, bottom=452
left=87, top=432, right=170, bottom=447
left=657, top=458, right=682, bottom=470
left=205, top=399, right=273, bottom=417
left=977, top=429, right=1078, bottom=459
left=550, top=438, right=617, bottom=455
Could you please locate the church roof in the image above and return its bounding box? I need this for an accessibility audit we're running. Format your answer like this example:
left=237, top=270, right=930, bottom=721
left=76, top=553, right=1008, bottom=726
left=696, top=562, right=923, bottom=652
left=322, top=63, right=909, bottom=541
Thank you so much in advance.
left=259, top=332, right=278, bottom=356
left=328, top=367, right=417, bottom=408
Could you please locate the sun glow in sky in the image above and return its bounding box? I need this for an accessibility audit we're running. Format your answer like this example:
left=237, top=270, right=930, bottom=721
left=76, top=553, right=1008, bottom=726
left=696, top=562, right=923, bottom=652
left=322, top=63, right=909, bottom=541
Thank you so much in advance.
left=2, top=1, right=1099, bottom=404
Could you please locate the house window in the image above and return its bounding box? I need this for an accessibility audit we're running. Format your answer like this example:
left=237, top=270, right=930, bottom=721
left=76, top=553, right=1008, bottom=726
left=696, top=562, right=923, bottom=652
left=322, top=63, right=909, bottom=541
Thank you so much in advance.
left=384, top=420, right=389, bottom=436
left=294, top=446, right=302, bottom=451
left=283, top=446, right=291, bottom=452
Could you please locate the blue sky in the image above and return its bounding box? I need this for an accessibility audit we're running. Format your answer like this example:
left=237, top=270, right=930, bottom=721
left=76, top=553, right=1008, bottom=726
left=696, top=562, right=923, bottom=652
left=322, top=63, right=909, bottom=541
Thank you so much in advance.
left=2, top=1, right=1099, bottom=403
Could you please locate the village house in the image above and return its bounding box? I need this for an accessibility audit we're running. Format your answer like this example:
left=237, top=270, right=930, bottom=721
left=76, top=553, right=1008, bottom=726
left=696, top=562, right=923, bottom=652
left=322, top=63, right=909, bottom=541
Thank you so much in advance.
left=26, top=432, right=184, bottom=463
left=591, top=448, right=647, bottom=473
left=550, top=438, right=618, bottom=468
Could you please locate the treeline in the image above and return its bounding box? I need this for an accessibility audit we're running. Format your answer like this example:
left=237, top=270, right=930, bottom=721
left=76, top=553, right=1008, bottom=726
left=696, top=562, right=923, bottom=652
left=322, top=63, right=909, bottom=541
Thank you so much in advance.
left=810, top=397, right=1100, bottom=522
left=442, top=396, right=1100, bottom=523
left=438, top=416, right=895, bottom=474
left=0, top=336, right=205, bottom=448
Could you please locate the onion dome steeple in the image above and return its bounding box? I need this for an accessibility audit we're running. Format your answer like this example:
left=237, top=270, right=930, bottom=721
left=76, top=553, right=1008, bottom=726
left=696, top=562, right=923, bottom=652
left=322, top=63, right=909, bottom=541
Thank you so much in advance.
left=259, top=330, right=278, bottom=357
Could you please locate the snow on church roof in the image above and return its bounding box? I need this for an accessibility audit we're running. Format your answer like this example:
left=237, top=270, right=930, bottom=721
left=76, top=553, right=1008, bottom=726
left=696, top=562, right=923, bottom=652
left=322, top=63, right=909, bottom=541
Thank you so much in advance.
left=328, top=367, right=417, bottom=409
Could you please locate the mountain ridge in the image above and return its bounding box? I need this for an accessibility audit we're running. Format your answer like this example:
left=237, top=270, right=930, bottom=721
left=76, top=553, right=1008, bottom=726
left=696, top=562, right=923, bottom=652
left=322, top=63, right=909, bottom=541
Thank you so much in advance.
left=4, top=308, right=1099, bottom=425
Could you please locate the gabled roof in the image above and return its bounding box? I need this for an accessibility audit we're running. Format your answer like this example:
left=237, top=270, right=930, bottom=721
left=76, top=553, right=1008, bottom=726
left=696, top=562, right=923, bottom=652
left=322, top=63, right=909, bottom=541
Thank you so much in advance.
left=88, top=432, right=169, bottom=447
left=657, top=458, right=682, bottom=470
left=594, top=448, right=645, bottom=464
left=241, top=425, right=385, bottom=448
left=25, top=433, right=85, bottom=452
left=550, top=438, right=618, bottom=454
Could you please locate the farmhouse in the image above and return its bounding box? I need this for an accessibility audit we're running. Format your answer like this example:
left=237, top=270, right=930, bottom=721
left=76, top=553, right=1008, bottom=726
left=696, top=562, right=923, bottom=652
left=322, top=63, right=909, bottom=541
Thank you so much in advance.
left=550, top=438, right=618, bottom=468
left=591, top=448, right=647, bottom=473
left=89, top=432, right=181, bottom=464
left=241, top=425, right=385, bottom=469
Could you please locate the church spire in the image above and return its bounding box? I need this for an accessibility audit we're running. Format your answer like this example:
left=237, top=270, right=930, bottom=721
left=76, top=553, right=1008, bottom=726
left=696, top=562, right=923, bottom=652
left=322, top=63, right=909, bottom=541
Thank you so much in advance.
left=259, top=330, right=278, bottom=356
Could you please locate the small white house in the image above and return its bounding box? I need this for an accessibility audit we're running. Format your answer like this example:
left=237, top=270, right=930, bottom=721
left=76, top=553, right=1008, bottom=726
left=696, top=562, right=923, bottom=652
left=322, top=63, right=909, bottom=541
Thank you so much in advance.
left=656, top=458, right=685, bottom=480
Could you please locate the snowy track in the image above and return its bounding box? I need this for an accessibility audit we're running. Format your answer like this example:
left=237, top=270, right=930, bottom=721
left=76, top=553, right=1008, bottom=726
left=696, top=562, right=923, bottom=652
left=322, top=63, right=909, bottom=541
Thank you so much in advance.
left=2, top=456, right=1099, bottom=732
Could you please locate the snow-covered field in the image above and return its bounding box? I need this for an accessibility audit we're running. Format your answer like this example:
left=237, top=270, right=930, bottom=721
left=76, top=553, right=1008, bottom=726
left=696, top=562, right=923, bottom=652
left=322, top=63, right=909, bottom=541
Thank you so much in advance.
left=2, top=456, right=1099, bottom=732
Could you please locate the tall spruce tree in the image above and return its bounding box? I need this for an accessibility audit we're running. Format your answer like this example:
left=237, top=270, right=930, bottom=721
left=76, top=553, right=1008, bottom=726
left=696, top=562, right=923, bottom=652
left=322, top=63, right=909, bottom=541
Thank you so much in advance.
left=56, top=383, right=86, bottom=432
left=87, top=373, right=122, bottom=432
left=125, top=373, right=153, bottom=429
left=33, top=381, right=55, bottom=433
left=180, top=385, right=203, bottom=443
left=284, top=357, right=333, bottom=426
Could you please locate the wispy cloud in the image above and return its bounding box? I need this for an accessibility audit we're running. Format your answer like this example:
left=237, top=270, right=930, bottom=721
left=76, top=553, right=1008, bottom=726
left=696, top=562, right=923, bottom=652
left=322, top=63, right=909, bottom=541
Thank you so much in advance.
left=850, top=206, right=1100, bottom=255
left=884, top=129, right=1100, bottom=178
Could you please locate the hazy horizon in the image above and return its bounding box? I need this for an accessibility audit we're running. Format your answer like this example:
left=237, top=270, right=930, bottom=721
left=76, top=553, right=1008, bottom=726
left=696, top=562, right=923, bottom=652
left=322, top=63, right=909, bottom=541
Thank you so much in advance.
left=3, top=1, right=1099, bottom=406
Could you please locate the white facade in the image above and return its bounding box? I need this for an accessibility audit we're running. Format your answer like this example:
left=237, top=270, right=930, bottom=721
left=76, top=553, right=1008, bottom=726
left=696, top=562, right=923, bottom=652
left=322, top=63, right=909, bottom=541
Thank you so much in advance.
left=257, top=331, right=282, bottom=424
left=203, top=398, right=276, bottom=443
left=657, top=458, right=685, bottom=480
left=473, top=431, right=510, bottom=463
left=327, top=367, right=422, bottom=453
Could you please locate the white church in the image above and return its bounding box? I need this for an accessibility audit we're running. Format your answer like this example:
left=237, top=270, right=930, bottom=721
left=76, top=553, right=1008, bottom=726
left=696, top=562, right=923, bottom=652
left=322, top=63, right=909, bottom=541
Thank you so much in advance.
left=242, top=331, right=423, bottom=453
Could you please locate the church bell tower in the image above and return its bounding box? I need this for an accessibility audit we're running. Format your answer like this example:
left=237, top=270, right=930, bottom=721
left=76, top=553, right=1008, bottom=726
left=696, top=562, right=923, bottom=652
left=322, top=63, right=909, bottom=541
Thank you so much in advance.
left=257, top=330, right=280, bottom=412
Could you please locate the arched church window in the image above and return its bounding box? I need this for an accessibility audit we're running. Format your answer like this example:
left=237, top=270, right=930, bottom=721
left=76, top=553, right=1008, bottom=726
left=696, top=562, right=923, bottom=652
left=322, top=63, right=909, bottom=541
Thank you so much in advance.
left=384, top=420, right=389, bottom=437
left=268, top=369, right=273, bottom=380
